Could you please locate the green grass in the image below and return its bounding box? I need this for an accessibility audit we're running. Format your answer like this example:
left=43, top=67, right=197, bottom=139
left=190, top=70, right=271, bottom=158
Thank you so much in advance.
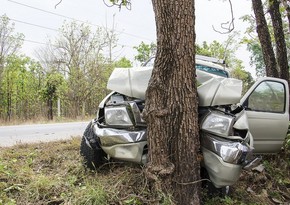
left=0, top=137, right=289, bottom=205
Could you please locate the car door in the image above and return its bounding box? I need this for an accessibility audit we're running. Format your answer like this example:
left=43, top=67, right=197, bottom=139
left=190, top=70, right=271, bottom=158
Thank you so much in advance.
left=240, top=77, right=289, bottom=153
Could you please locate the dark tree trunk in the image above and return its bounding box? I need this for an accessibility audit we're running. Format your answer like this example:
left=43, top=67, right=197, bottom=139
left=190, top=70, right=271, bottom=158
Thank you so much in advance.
left=7, top=91, right=11, bottom=121
left=6, top=72, right=11, bottom=121
left=281, top=0, right=290, bottom=33
left=252, top=0, right=279, bottom=77
left=269, top=0, right=289, bottom=82
left=47, top=99, right=53, bottom=120
left=144, top=0, right=200, bottom=204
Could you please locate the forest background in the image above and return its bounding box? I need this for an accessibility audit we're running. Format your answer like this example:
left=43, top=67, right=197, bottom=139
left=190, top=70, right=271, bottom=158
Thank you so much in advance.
left=0, top=0, right=289, bottom=123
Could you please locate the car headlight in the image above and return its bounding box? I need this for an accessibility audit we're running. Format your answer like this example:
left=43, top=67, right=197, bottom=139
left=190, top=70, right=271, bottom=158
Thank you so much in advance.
left=202, top=133, right=253, bottom=164
left=201, top=112, right=234, bottom=137
left=105, top=106, right=133, bottom=126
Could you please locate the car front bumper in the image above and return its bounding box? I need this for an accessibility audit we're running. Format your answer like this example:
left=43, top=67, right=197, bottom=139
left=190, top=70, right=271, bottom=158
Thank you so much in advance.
left=93, top=125, right=147, bottom=163
left=202, top=147, right=242, bottom=188
left=94, top=124, right=250, bottom=187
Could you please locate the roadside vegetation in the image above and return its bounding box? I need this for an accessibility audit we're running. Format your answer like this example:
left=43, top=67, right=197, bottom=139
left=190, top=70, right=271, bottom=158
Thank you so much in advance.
left=0, top=116, right=93, bottom=126
left=0, top=135, right=289, bottom=205
left=0, top=13, right=255, bottom=125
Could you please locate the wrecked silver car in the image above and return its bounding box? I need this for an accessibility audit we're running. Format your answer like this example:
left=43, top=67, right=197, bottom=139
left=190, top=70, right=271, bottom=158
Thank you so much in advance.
left=80, top=57, right=289, bottom=192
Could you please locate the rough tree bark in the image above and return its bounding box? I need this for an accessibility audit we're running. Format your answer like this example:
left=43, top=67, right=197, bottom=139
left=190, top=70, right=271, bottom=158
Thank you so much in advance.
left=143, top=0, right=200, bottom=204
left=281, top=0, right=290, bottom=33
left=252, top=0, right=279, bottom=77
left=269, top=0, right=289, bottom=82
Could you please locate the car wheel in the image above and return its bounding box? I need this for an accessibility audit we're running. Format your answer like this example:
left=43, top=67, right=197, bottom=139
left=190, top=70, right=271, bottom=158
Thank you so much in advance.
left=80, top=122, right=106, bottom=170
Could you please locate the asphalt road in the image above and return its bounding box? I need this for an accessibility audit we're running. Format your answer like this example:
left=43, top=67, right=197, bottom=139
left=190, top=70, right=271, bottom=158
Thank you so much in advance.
left=0, top=121, right=89, bottom=147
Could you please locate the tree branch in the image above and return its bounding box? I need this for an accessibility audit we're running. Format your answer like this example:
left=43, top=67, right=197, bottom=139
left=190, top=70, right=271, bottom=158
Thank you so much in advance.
left=55, top=0, right=62, bottom=9
left=212, top=0, right=235, bottom=34
left=103, top=0, right=131, bottom=10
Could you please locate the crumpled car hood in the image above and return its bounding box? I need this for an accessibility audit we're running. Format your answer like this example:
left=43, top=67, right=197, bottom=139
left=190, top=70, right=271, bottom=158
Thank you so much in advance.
left=107, top=67, right=242, bottom=106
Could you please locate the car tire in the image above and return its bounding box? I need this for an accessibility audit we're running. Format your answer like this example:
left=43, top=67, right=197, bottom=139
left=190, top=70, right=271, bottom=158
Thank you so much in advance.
left=80, top=122, right=106, bottom=170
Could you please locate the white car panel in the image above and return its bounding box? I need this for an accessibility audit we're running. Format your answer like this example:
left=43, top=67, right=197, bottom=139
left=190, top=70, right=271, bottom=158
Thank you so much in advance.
left=240, top=77, right=289, bottom=153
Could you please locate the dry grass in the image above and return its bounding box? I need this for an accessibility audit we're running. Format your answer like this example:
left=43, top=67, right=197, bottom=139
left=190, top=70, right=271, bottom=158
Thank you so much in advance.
left=0, top=137, right=289, bottom=205
left=0, top=138, right=163, bottom=205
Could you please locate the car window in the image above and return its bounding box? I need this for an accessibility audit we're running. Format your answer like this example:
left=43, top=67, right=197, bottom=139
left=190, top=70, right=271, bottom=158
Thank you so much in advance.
left=246, top=81, right=285, bottom=113
left=195, top=64, right=229, bottom=78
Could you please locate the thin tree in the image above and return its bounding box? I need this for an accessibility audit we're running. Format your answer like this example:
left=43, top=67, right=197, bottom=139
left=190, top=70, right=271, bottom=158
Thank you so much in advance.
left=0, top=15, right=24, bottom=78
left=41, top=72, right=64, bottom=120
left=252, top=0, right=279, bottom=77
left=281, top=0, right=290, bottom=33
left=269, top=0, right=289, bottom=83
left=0, top=15, right=24, bottom=119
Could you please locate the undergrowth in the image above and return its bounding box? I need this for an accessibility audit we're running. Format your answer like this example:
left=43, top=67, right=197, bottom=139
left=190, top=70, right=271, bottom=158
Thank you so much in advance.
left=0, top=137, right=289, bottom=205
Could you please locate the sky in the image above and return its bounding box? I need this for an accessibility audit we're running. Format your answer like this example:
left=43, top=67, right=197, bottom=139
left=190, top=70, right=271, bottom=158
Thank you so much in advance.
left=1, top=0, right=254, bottom=74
